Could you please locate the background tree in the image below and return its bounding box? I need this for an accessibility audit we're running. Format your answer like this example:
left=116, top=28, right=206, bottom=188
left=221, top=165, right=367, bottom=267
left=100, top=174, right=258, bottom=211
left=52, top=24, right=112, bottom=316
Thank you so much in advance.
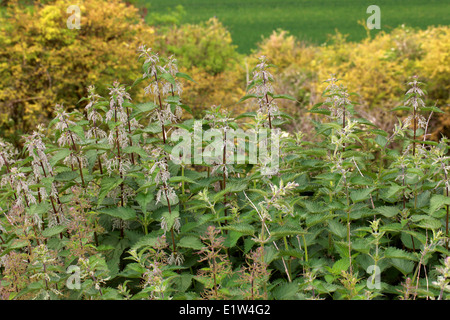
left=0, top=0, right=156, bottom=146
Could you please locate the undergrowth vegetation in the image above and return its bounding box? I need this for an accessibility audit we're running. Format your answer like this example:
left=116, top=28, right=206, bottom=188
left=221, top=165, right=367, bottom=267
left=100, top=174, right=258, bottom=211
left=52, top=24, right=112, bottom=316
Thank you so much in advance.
left=1, top=46, right=449, bottom=300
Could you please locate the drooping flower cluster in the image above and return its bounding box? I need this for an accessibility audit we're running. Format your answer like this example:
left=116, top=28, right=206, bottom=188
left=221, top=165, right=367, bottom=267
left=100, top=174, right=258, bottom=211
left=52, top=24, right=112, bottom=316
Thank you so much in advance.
left=149, top=147, right=177, bottom=206
left=248, top=55, right=279, bottom=128
left=203, top=105, right=236, bottom=178
left=23, top=126, right=60, bottom=204
left=105, top=81, right=134, bottom=177
left=138, top=45, right=183, bottom=130
left=403, top=75, right=428, bottom=130
left=54, top=104, right=86, bottom=169
left=323, top=74, right=352, bottom=122
left=0, top=138, right=17, bottom=171
left=84, top=85, right=107, bottom=141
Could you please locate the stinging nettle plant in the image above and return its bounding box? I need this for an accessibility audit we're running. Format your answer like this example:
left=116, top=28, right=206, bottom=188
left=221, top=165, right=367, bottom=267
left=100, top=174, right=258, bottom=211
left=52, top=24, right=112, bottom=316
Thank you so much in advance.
left=0, top=47, right=449, bottom=300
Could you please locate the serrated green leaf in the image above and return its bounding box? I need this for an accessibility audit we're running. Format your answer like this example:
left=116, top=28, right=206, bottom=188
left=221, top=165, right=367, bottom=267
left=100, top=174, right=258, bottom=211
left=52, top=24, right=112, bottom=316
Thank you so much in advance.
left=237, top=94, right=258, bottom=104
left=123, top=146, right=148, bottom=158
left=272, top=282, right=298, bottom=300
left=178, top=236, right=204, bottom=250
left=49, top=149, right=71, bottom=166
left=384, top=247, right=417, bottom=261
left=429, top=195, right=450, bottom=214
left=161, top=210, right=180, bottom=230
left=375, top=135, right=388, bottom=148
left=327, top=219, right=347, bottom=238
left=97, top=177, right=123, bottom=206
left=272, top=94, right=297, bottom=101
left=350, top=188, right=375, bottom=203
left=306, top=213, right=336, bottom=227
left=54, top=170, right=78, bottom=182
left=176, top=72, right=195, bottom=82
left=390, top=258, right=415, bottom=275
left=160, top=72, right=176, bottom=86
left=270, top=224, right=305, bottom=239
left=169, top=176, right=197, bottom=184
left=42, top=225, right=66, bottom=238
left=221, top=223, right=255, bottom=235
left=99, top=206, right=136, bottom=220
left=375, top=206, right=400, bottom=218
left=331, top=258, right=350, bottom=274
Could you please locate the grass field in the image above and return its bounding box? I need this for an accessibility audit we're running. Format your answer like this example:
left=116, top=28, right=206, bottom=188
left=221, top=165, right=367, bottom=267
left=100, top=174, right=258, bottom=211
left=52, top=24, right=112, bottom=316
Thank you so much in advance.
left=141, top=0, right=449, bottom=53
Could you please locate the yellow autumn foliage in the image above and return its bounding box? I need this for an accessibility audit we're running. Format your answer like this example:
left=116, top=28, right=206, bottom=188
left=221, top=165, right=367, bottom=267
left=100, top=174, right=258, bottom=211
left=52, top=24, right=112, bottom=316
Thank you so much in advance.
left=0, top=0, right=155, bottom=145
left=253, top=25, right=450, bottom=138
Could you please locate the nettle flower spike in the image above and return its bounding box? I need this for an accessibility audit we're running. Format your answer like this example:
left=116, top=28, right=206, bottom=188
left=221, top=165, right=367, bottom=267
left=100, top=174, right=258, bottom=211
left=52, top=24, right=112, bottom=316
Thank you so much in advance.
left=85, top=86, right=107, bottom=140
left=54, top=104, right=76, bottom=131
left=5, top=167, right=37, bottom=207
left=85, top=85, right=103, bottom=112
left=106, top=81, right=131, bottom=123
left=24, top=127, right=53, bottom=178
left=0, top=138, right=17, bottom=171
left=54, top=105, right=82, bottom=149
left=138, top=45, right=160, bottom=79
left=251, top=55, right=274, bottom=96
left=402, top=76, right=427, bottom=130
left=323, top=75, right=352, bottom=121
left=247, top=55, right=280, bottom=128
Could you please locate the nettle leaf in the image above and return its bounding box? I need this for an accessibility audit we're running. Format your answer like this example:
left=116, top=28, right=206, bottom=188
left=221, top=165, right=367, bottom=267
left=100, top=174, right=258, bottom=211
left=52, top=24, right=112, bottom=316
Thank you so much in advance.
left=123, top=146, right=148, bottom=158
left=279, top=249, right=304, bottom=259
left=303, top=200, right=327, bottom=213
left=98, top=177, right=123, bottom=206
left=306, top=213, right=337, bottom=228
left=176, top=72, right=195, bottom=83
left=326, top=258, right=350, bottom=275
left=384, top=247, right=417, bottom=261
left=272, top=94, right=297, bottom=101
left=132, top=102, right=158, bottom=117
left=82, top=143, right=111, bottom=151
left=221, top=223, right=255, bottom=235
left=223, top=230, right=244, bottom=248
left=42, top=225, right=66, bottom=238
left=272, top=282, right=298, bottom=300
left=169, top=176, right=197, bottom=184
left=391, top=105, right=411, bottom=112
left=350, top=187, right=375, bottom=203
left=411, top=215, right=442, bottom=230
left=28, top=202, right=51, bottom=217
left=161, top=210, right=180, bottom=230
left=235, top=111, right=257, bottom=121
left=375, top=135, right=388, bottom=148
left=131, top=234, right=159, bottom=251
left=270, top=224, right=306, bottom=239
left=54, top=170, right=78, bottom=182
left=135, top=191, right=153, bottom=214
left=429, top=194, right=450, bottom=214
left=327, top=219, right=347, bottom=239
left=390, top=258, right=415, bottom=276
left=160, top=72, right=176, bottom=86
left=99, top=206, right=136, bottom=221
left=49, top=149, right=71, bottom=166
left=380, top=183, right=405, bottom=201
left=350, top=175, right=373, bottom=186
left=178, top=236, right=203, bottom=250
left=237, top=94, right=258, bottom=104
left=375, top=206, right=400, bottom=218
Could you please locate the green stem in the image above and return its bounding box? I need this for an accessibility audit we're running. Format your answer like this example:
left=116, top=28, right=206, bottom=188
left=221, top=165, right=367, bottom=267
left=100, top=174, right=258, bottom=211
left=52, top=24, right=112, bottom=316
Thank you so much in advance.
left=302, top=234, right=308, bottom=263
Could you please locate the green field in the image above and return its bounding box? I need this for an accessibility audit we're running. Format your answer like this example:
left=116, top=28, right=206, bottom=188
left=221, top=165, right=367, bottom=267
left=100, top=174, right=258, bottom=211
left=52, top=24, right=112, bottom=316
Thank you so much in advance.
left=141, top=0, right=449, bottom=53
